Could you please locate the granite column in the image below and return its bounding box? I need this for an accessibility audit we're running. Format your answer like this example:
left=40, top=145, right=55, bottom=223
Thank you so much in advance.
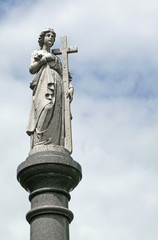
left=17, top=145, right=82, bottom=240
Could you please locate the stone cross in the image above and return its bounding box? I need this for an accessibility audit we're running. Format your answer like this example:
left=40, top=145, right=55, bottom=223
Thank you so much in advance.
left=52, top=36, right=78, bottom=153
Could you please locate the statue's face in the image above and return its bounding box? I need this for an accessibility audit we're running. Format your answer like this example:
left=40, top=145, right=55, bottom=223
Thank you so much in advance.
left=43, top=32, right=55, bottom=47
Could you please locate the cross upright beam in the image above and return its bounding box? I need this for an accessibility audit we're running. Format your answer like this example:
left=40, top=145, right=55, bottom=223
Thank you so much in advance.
left=52, top=36, right=78, bottom=153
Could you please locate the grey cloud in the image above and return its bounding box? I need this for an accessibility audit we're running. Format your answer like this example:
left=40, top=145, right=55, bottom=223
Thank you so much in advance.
left=0, top=1, right=158, bottom=240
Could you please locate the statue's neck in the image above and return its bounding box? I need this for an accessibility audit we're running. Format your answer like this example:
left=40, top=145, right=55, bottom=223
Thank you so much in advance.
left=42, top=45, right=50, bottom=52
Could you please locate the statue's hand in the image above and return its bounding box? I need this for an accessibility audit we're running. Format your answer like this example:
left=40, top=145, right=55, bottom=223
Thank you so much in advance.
left=34, top=53, right=43, bottom=61
left=40, top=56, right=47, bottom=64
left=45, top=53, right=55, bottom=62
left=67, top=87, right=74, bottom=103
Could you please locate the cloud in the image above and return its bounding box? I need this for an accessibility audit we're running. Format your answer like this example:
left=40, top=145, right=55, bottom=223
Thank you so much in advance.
left=0, top=0, right=158, bottom=240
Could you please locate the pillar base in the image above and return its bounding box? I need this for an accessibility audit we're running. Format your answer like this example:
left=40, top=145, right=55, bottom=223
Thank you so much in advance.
left=17, top=144, right=82, bottom=240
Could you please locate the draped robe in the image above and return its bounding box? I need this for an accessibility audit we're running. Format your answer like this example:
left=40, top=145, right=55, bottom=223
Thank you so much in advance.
left=26, top=50, right=64, bottom=149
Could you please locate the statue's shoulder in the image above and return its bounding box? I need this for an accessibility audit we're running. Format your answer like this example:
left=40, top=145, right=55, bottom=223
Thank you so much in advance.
left=31, top=50, right=43, bottom=61
left=52, top=54, right=62, bottom=65
left=31, top=49, right=40, bottom=55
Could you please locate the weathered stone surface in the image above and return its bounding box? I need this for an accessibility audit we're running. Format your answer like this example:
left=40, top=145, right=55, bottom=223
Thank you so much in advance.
left=52, top=35, right=78, bottom=153
left=26, top=28, right=77, bottom=153
left=17, top=145, right=82, bottom=240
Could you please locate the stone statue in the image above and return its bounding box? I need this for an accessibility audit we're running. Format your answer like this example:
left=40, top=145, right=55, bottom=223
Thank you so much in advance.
left=26, top=28, right=77, bottom=153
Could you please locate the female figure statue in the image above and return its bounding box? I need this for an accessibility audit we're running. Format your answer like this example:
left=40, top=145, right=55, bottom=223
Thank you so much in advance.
left=26, top=28, right=67, bottom=149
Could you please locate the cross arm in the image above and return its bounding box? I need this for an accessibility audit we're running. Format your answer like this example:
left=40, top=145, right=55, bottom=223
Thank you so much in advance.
left=52, top=46, right=78, bottom=55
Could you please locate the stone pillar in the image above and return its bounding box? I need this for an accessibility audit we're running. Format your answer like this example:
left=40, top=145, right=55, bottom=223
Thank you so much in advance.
left=17, top=145, right=82, bottom=240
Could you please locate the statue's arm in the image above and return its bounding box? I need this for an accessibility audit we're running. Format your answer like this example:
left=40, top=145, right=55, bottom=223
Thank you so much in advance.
left=68, top=73, right=74, bottom=103
left=29, top=51, right=47, bottom=74
left=68, top=83, right=74, bottom=103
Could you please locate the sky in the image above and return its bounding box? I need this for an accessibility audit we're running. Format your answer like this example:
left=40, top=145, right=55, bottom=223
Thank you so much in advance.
left=0, top=0, right=158, bottom=239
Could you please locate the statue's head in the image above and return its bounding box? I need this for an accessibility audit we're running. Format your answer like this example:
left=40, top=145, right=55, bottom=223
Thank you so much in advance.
left=38, top=28, right=56, bottom=49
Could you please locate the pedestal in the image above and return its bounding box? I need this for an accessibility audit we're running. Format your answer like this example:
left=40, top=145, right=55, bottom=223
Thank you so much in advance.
left=17, top=145, right=82, bottom=240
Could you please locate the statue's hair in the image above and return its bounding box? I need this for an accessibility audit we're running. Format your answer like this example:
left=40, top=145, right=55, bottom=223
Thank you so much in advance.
left=38, top=28, right=56, bottom=49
